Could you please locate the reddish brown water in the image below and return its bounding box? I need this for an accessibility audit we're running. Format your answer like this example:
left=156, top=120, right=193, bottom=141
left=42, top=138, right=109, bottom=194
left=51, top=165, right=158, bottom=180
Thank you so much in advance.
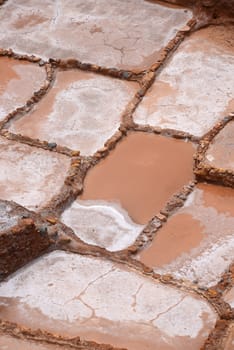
left=202, top=182, right=234, bottom=215
left=0, top=56, right=46, bottom=121
left=0, top=56, right=45, bottom=97
left=139, top=213, right=204, bottom=267
left=140, top=183, right=234, bottom=268
left=138, top=183, right=234, bottom=286
left=0, top=57, right=19, bottom=93
left=81, top=132, right=195, bottom=224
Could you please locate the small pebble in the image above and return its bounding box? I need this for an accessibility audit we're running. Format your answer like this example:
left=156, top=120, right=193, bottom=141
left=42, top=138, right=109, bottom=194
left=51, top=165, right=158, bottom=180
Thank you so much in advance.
left=48, top=142, right=57, bottom=149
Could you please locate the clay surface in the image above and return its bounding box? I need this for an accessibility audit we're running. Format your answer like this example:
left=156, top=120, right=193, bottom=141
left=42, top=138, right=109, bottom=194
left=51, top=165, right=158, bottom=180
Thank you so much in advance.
left=0, top=137, right=70, bottom=210
left=81, top=132, right=195, bottom=224
left=9, top=70, right=138, bottom=155
left=0, top=57, right=45, bottom=121
left=134, top=25, right=234, bottom=137
left=205, top=121, right=234, bottom=171
left=0, top=250, right=217, bottom=350
left=139, top=183, right=234, bottom=287
left=0, top=0, right=192, bottom=70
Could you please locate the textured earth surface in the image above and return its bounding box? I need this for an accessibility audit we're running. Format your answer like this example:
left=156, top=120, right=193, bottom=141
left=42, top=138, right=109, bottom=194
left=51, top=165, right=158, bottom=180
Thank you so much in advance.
left=0, top=1, right=233, bottom=350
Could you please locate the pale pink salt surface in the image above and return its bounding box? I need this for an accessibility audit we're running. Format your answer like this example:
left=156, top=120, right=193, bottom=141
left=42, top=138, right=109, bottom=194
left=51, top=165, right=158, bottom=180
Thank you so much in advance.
left=9, top=70, right=138, bottom=155
left=0, top=0, right=192, bottom=70
left=0, top=137, right=70, bottom=210
left=61, top=200, right=144, bottom=252
left=134, top=25, right=234, bottom=137
left=0, top=57, right=46, bottom=121
left=0, top=251, right=217, bottom=350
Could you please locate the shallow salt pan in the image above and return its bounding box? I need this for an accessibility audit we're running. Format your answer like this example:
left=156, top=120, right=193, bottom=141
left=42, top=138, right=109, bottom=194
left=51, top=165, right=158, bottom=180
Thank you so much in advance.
left=0, top=251, right=217, bottom=350
left=80, top=132, right=195, bottom=224
left=61, top=200, right=144, bottom=251
left=134, top=26, right=234, bottom=137
left=0, top=137, right=70, bottom=210
left=0, top=0, right=192, bottom=70
left=139, top=183, right=234, bottom=287
left=0, top=57, right=46, bottom=121
left=9, top=70, right=138, bottom=155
